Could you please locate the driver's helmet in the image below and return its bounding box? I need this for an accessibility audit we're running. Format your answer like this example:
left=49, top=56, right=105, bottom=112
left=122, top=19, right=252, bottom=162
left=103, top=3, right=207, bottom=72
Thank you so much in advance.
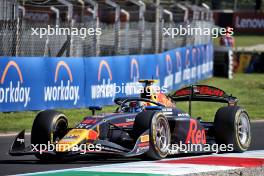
left=128, top=101, right=143, bottom=113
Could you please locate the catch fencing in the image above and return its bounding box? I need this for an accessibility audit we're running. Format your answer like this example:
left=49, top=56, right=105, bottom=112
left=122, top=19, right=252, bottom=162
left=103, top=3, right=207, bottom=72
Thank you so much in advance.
left=0, top=0, right=214, bottom=57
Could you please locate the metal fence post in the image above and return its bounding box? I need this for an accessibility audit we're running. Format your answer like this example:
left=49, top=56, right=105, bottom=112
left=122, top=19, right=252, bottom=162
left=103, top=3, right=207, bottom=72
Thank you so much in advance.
left=105, top=0, right=120, bottom=55
left=50, top=6, right=60, bottom=26
left=128, top=0, right=145, bottom=54
left=78, top=0, right=85, bottom=23
left=155, top=0, right=160, bottom=54
left=139, top=1, right=145, bottom=54
left=176, top=4, right=189, bottom=46
left=177, top=4, right=189, bottom=22
left=45, top=6, right=60, bottom=57
left=160, top=6, right=164, bottom=52
left=121, top=9, right=130, bottom=55
left=163, top=9, right=173, bottom=51
left=15, top=5, right=25, bottom=56
left=85, top=0, right=100, bottom=56
left=57, top=0, right=73, bottom=57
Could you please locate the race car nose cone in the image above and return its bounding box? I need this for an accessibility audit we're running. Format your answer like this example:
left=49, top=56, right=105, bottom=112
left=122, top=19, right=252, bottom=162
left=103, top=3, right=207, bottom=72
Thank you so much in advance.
left=56, top=129, right=90, bottom=152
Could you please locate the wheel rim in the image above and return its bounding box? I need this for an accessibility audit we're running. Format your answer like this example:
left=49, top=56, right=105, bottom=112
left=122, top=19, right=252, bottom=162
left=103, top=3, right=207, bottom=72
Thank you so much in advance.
left=155, top=118, right=169, bottom=152
left=237, top=113, right=250, bottom=146
left=54, top=117, right=67, bottom=141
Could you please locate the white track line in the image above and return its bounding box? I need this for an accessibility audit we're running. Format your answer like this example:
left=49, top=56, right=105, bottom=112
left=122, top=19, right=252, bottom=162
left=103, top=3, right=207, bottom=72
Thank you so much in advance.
left=0, top=132, right=30, bottom=137
left=17, top=150, right=264, bottom=176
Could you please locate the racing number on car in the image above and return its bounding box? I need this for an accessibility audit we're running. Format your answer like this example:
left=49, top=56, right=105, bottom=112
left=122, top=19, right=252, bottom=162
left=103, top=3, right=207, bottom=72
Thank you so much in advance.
left=185, top=119, right=206, bottom=144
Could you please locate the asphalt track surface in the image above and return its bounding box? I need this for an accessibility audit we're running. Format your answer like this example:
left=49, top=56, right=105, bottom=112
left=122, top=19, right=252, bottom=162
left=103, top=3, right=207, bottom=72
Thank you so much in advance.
left=0, top=121, right=263, bottom=176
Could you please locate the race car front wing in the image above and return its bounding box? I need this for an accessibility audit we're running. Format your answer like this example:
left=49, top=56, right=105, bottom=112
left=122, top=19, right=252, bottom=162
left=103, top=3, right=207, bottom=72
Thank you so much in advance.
left=9, top=129, right=150, bottom=158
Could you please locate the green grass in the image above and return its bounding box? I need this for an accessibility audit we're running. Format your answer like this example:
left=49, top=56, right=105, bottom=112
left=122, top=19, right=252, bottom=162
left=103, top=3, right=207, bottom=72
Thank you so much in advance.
left=0, top=106, right=117, bottom=133
left=0, top=73, right=263, bottom=132
left=213, top=35, right=264, bottom=47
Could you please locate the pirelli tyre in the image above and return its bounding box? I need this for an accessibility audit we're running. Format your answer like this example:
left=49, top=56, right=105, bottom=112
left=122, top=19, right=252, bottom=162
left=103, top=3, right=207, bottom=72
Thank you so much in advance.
left=31, top=110, right=68, bottom=161
left=133, top=111, right=171, bottom=160
left=214, top=106, right=251, bottom=152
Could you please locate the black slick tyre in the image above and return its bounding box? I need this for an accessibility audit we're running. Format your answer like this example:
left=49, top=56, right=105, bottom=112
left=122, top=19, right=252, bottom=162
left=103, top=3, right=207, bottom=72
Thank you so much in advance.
left=214, top=106, right=251, bottom=152
left=133, top=111, right=171, bottom=160
left=31, top=110, right=68, bottom=161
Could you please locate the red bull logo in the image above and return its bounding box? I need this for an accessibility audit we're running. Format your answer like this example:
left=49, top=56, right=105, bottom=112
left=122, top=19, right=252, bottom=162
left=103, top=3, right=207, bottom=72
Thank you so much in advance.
left=91, top=60, right=116, bottom=99
left=44, top=61, right=80, bottom=105
left=0, top=61, right=31, bottom=107
left=185, top=119, right=206, bottom=144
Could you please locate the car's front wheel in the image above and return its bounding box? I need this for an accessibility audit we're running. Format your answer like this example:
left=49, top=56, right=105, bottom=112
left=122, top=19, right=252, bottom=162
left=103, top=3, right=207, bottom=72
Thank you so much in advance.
left=148, top=113, right=171, bottom=159
left=133, top=111, right=171, bottom=160
left=31, top=110, right=68, bottom=161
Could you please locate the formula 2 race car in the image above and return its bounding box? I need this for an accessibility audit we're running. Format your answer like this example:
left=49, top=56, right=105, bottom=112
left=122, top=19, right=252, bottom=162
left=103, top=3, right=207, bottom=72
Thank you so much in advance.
left=9, top=80, right=251, bottom=160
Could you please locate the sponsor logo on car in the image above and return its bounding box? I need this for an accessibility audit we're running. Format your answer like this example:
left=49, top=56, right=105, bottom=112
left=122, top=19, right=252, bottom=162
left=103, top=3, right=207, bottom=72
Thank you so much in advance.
left=186, top=119, right=206, bottom=144
left=136, top=145, right=149, bottom=153
left=175, top=85, right=225, bottom=97
left=162, top=108, right=173, bottom=115
left=178, top=113, right=189, bottom=117
left=140, top=135, right=149, bottom=143
left=82, top=119, right=98, bottom=124
left=59, top=135, right=79, bottom=143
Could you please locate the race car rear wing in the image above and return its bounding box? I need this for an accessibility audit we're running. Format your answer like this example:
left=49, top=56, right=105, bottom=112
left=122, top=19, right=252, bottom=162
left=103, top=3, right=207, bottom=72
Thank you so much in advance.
left=169, top=85, right=238, bottom=116
left=169, top=85, right=238, bottom=105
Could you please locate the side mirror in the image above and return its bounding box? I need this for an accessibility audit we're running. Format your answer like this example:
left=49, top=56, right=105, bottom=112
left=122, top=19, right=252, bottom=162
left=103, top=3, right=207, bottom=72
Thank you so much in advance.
left=89, top=106, right=102, bottom=115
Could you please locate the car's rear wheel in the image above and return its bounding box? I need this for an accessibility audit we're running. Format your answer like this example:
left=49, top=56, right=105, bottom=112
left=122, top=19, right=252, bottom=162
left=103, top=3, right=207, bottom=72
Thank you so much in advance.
left=214, top=106, right=251, bottom=152
left=31, top=110, right=68, bottom=161
left=133, top=111, right=171, bottom=160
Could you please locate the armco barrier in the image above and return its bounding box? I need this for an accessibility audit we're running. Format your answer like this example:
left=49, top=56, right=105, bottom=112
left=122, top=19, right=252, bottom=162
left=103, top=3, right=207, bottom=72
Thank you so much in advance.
left=0, top=43, right=213, bottom=112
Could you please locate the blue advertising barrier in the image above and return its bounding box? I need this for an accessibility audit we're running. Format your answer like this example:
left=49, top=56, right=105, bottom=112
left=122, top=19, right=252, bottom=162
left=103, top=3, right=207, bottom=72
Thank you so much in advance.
left=44, top=58, right=86, bottom=109
left=0, top=43, right=213, bottom=112
left=0, top=57, right=45, bottom=112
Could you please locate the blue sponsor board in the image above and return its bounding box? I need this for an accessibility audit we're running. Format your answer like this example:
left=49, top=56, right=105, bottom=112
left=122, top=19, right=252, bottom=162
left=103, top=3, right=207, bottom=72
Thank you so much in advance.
left=83, top=43, right=214, bottom=106
left=0, top=43, right=213, bottom=112
left=44, top=58, right=86, bottom=109
left=0, top=57, right=45, bottom=111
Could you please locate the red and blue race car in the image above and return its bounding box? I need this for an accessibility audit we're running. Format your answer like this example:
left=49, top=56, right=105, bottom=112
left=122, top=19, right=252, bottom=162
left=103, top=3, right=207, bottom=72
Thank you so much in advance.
left=9, top=80, right=251, bottom=160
